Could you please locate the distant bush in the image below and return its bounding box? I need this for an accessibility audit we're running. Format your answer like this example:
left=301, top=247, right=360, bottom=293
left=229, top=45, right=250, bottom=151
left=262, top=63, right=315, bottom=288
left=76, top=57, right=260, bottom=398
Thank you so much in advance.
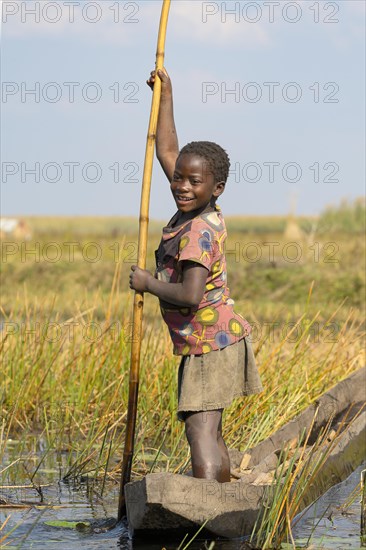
left=318, top=197, right=366, bottom=234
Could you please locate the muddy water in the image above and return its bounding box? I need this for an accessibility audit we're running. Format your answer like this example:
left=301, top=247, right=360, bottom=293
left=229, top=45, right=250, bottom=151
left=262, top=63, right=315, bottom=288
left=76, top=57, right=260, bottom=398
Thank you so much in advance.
left=1, top=462, right=365, bottom=549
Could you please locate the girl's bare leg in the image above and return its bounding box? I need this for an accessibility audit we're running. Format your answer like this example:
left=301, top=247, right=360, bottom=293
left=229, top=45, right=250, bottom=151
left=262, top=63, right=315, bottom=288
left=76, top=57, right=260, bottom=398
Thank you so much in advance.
left=217, top=414, right=231, bottom=481
left=184, top=409, right=230, bottom=482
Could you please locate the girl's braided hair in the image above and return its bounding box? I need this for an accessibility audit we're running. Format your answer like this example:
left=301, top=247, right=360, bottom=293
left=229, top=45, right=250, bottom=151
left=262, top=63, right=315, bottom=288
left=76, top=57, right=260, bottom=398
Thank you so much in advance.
left=178, top=141, right=230, bottom=183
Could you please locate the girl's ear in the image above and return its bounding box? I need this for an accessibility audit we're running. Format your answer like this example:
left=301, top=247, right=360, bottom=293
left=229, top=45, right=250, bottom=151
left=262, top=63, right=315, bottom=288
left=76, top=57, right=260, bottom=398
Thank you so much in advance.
left=213, top=181, right=225, bottom=197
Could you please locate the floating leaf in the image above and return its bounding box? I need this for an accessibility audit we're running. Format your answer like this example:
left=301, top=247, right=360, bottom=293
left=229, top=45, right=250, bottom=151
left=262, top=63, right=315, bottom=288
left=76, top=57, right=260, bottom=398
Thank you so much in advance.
left=44, top=520, right=90, bottom=530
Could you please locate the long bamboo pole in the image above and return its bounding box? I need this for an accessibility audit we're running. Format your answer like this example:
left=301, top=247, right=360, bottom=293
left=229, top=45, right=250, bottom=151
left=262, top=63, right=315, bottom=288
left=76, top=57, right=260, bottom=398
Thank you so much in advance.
left=118, top=0, right=171, bottom=521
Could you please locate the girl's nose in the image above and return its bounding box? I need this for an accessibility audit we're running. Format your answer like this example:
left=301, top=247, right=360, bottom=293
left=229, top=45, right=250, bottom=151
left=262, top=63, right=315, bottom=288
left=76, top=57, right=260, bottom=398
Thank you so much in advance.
left=176, top=180, right=190, bottom=191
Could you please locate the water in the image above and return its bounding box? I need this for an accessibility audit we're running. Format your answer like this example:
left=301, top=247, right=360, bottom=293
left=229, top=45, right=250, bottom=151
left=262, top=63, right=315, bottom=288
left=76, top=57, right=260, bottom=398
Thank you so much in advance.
left=1, top=464, right=365, bottom=549
left=291, top=462, right=366, bottom=550
left=0, top=479, right=130, bottom=549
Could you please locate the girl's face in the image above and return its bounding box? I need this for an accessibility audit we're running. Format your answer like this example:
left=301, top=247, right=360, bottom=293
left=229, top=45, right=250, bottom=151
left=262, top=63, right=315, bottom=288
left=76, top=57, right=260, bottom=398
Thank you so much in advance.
left=171, top=154, right=224, bottom=213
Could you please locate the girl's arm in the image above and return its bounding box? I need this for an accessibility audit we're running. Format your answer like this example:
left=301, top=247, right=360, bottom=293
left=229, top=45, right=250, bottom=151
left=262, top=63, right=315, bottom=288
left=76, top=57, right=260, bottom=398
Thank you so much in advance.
left=147, top=68, right=179, bottom=182
left=130, top=261, right=207, bottom=308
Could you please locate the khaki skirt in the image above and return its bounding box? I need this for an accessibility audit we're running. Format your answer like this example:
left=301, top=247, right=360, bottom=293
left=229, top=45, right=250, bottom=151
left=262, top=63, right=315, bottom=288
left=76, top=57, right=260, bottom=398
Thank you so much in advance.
left=177, top=336, right=263, bottom=422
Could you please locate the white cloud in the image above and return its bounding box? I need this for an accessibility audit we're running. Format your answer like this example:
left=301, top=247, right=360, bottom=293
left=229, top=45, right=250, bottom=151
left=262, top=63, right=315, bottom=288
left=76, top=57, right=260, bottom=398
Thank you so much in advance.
left=2, top=1, right=270, bottom=48
left=168, top=1, right=270, bottom=48
left=3, top=0, right=364, bottom=51
left=1, top=0, right=138, bottom=44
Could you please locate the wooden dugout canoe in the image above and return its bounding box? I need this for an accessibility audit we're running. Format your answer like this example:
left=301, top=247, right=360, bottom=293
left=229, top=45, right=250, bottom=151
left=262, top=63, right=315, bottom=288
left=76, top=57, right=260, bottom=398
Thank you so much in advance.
left=125, top=367, right=366, bottom=540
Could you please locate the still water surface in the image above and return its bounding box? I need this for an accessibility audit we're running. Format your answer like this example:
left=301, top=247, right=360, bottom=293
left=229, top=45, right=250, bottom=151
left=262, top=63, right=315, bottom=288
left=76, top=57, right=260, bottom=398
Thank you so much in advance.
left=1, top=464, right=364, bottom=549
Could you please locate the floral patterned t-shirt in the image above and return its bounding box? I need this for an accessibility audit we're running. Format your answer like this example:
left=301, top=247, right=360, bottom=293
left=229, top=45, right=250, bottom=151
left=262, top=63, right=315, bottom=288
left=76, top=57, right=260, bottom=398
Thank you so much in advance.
left=154, top=203, right=251, bottom=356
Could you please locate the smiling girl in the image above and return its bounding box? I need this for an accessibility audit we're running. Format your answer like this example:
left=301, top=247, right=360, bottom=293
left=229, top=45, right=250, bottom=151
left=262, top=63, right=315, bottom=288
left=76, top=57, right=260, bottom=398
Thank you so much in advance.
left=129, top=68, right=263, bottom=482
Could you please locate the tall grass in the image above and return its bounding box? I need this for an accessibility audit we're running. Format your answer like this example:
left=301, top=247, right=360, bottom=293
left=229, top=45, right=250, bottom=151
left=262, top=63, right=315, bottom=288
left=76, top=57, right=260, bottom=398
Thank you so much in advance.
left=1, top=292, right=364, bottom=487
left=249, top=406, right=362, bottom=549
left=1, top=215, right=365, bottom=509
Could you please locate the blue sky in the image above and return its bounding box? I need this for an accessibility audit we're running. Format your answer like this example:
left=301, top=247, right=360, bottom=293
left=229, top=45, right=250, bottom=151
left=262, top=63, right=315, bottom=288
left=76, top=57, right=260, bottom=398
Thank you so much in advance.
left=1, top=0, right=365, bottom=218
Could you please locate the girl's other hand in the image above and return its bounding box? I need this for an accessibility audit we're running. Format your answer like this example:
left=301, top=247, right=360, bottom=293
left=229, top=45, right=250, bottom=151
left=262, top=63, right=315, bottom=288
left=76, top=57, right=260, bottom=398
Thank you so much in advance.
left=146, top=67, right=172, bottom=97
left=129, top=265, right=153, bottom=293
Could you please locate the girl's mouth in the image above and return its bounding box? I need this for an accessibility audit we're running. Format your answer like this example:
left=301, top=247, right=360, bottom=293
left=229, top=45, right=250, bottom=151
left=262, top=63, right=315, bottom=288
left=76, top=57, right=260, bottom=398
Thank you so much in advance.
left=176, top=195, right=194, bottom=204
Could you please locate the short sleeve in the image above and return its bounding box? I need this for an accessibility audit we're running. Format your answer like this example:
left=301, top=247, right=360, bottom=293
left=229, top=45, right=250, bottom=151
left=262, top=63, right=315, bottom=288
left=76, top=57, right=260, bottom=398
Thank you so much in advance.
left=178, top=221, right=216, bottom=271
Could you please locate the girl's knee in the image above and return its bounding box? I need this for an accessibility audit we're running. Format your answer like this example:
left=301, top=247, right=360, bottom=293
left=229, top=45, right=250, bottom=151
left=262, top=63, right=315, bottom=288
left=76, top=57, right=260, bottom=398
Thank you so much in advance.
left=184, top=410, right=221, bottom=442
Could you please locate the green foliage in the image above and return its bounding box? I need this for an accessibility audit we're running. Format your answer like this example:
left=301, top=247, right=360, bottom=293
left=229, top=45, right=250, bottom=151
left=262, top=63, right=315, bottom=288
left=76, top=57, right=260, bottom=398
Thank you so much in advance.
left=318, top=197, right=366, bottom=234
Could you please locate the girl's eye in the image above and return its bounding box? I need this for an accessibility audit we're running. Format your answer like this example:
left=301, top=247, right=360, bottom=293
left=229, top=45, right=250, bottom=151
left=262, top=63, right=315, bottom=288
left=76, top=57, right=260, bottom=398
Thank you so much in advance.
left=192, top=180, right=201, bottom=185
left=173, top=174, right=181, bottom=180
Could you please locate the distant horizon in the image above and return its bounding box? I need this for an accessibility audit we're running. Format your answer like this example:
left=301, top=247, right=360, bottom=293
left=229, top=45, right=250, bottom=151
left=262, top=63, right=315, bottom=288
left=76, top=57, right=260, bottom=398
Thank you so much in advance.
left=2, top=204, right=363, bottom=221
left=3, top=195, right=365, bottom=220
